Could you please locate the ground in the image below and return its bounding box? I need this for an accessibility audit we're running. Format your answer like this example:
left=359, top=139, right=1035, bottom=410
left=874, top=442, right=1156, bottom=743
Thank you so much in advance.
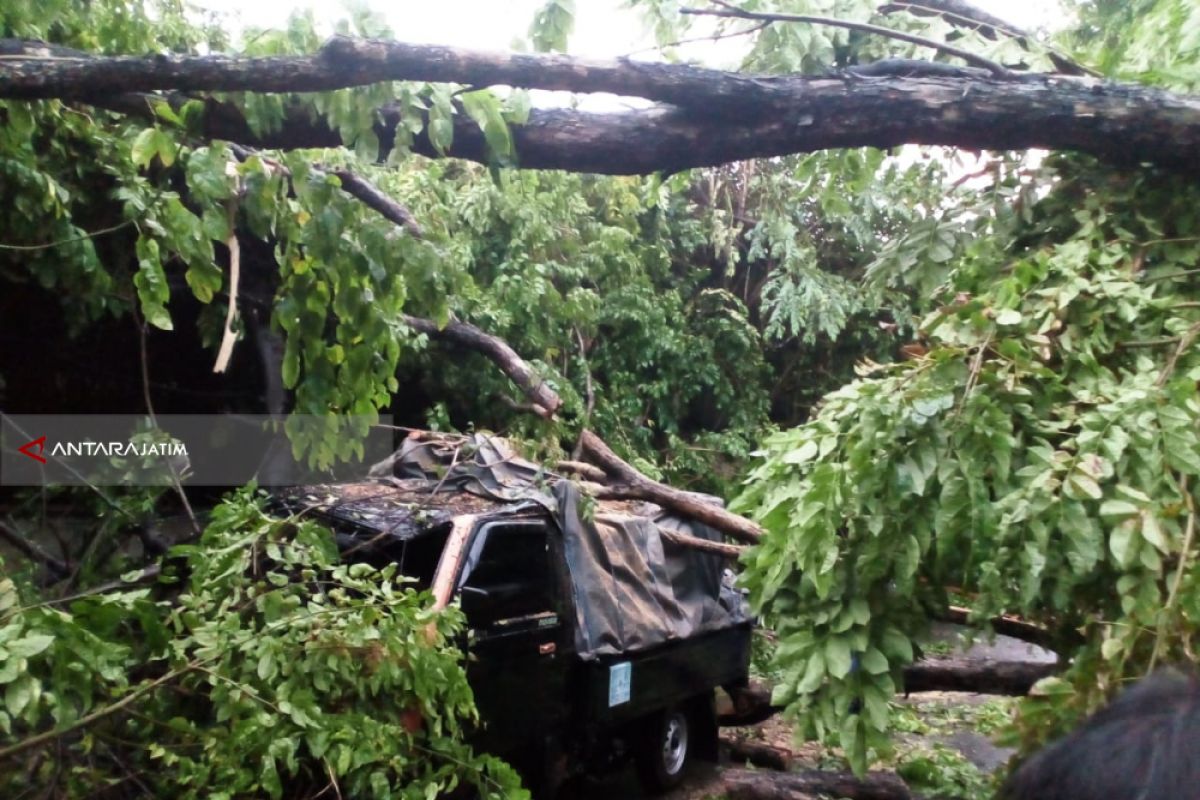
left=561, top=623, right=1056, bottom=799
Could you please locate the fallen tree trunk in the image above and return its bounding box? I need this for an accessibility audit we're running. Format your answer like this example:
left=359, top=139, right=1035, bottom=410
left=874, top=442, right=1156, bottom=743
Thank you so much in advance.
left=3, top=38, right=1200, bottom=174
left=723, top=656, right=1060, bottom=726
left=902, top=655, right=1058, bottom=695
left=721, top=766, right=916, bottom=800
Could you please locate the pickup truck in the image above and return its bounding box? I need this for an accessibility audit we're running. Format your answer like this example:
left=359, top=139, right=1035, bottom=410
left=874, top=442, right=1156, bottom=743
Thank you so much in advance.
left=278, top=432, right=753, bottom=796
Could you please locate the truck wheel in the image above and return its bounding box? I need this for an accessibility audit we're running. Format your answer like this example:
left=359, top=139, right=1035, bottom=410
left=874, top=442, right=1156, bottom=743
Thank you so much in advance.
left=635, top=708, right=691, bottom=793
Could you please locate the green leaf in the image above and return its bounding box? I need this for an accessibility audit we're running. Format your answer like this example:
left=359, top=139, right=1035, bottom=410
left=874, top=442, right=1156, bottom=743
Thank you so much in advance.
left=1065, top=471, right=1103, bottom=501
left=131, top=128, right=159, bottom=167
left=260, top=755, right=282, bottom=800
left=880, top=627, right=913, bottom=663
left=825, top=636, right=853, bottom=678
left=4, top=674, right=36, bottom=717
left=1100, top=499, right=1140, bottom=518
left=6, top=634, right=53, bottom=659
left=797, top=650, right=826, bottom=693
left=1140, top=512, right=1168, bottom=553
left=860, top=646, right=889, bottom=675
left=1109, top=519, right=1139, bottom=568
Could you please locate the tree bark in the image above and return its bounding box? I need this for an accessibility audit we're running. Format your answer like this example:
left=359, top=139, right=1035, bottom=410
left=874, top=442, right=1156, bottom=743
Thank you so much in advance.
left=3, top=37, right=1200, bottom=174
left=721, top=766, right=916, bottom=800
left=723, top=736, right=795, bottom=771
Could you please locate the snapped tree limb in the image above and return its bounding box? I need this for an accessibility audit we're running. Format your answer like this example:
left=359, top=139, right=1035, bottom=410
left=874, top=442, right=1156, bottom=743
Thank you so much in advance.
left=581, top=430, right=763, bottom=543
left=2, top=37, right=1199, bottom=174
left=398, top=313, right=761, bottom=543
left=401, top=315, right=563, bottom=417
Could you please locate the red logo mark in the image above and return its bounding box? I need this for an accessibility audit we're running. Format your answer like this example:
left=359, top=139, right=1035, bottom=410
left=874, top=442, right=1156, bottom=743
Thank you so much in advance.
left=18, top=436, right=47, bottom=464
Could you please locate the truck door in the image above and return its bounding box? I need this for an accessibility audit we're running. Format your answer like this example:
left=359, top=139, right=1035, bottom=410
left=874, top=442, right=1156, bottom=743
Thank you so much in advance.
left=457, top=520, right=572, bottom=766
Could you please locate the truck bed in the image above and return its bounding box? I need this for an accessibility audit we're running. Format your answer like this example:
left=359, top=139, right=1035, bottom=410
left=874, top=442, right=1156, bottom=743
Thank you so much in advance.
left=581, top=622, right=753, bottom=724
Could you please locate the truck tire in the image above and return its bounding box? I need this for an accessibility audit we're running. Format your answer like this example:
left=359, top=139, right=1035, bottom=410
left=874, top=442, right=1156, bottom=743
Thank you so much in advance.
left=634, top=707, right=691, bottom=793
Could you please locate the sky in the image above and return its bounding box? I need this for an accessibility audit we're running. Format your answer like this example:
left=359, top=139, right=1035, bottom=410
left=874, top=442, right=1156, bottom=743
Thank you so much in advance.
left=191, top=0, right=1069, bottom=59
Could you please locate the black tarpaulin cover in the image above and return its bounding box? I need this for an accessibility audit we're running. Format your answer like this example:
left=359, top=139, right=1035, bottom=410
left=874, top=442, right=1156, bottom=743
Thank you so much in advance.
left=386, top=433, right=750, bottom=658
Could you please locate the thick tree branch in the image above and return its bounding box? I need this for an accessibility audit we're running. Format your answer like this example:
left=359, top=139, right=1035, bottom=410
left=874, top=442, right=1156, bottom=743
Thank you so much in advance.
left=397, top=313, right=763, bottom=543
left=724, top=659, right=1061, bottom=728
left=580, top=430, right=763, bottom=543
left=3, top=38, right=1200, bottom=174
left=0, top=35, right=812, bottom=115
left=401, top=315, right=563, bottom=417
left=596, top=513, right=746, bottom=559
left=0, top=520, right=69, bottom=579
left=328, top=170, right=423, bottom=237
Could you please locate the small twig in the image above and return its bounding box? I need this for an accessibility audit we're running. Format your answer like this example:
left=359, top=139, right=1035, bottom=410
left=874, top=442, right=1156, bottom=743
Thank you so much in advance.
left=330, top=170, right=424, bottom=237
left=621, top=21, right=769, bottom=58
left=681, top=0, right=1012, bottom=76
left=0, top=412, right=133, bottom=521
left=571, top=326, right=596, bottom=461
left=1144, top=268, right=1200, bottom=284
left=1119, top=336, right=1183, bottom=348
left=1156, top=319, right=1200, bottom=388
left=229, top=142, right=422, bottom=237
left=955, top=332, right=992, bottom=416
left=134, top=313, right=200, bottom=537
left=322, top=759, right=344, bottom=800
left=879, top=0, right=1101, bottom=77
left=0, top=220, right=133, bottom=251
left=1151, top=476, right=1195, bottom=673
left=194, top=666, right=284, bottom=714
left=0, top=659, right=207, bottom=762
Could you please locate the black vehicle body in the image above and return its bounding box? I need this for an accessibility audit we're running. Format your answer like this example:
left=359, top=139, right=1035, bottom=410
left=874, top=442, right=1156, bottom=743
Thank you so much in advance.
left=278, top=433, right=753, bottom=794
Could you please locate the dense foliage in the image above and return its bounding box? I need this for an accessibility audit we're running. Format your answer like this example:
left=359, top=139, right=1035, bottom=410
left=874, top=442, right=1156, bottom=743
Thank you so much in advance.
left=0, top=490, right=523, bottom=798
left=735, top=0, right=1200, bottom=773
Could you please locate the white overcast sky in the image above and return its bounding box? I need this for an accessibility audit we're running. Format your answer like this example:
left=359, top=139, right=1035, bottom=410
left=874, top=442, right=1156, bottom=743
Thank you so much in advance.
left=192, top=0, right=1068, bottom=59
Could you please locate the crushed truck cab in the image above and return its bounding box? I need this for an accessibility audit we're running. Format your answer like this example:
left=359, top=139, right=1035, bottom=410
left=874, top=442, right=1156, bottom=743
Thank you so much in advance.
left=276, top=432, right=753, bottom=795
